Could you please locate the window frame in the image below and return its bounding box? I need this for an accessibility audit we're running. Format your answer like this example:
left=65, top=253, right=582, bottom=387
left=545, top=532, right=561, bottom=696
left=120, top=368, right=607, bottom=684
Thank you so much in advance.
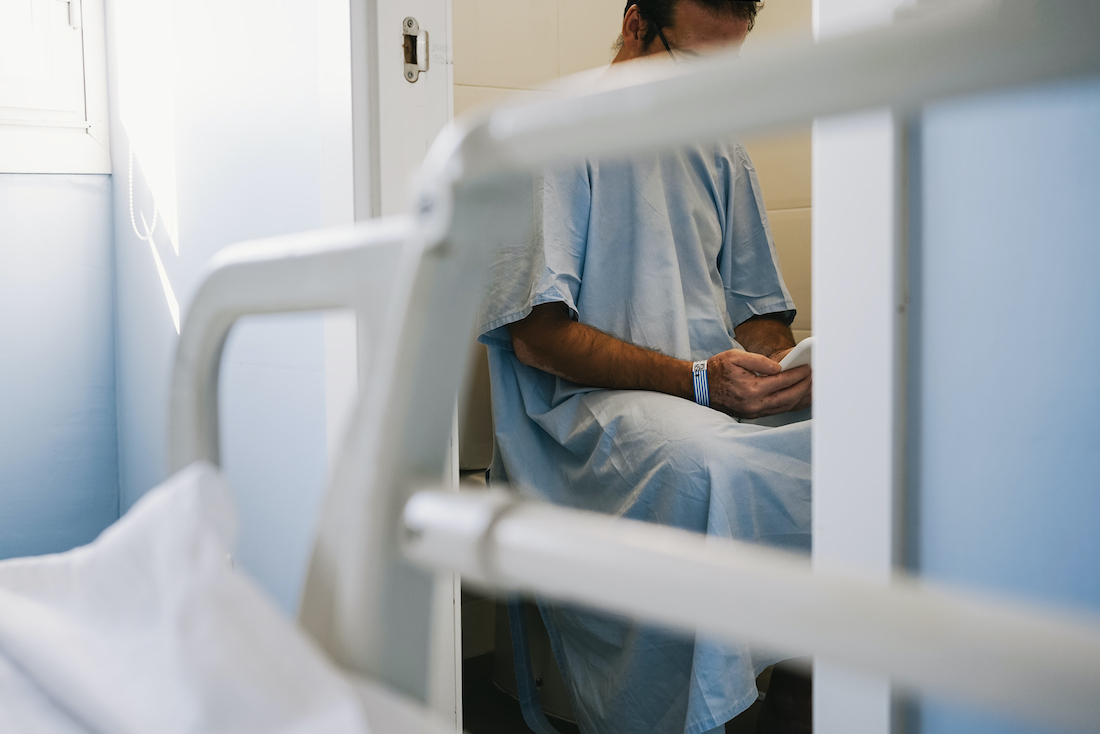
left=0, top=0, right=110, bottom=174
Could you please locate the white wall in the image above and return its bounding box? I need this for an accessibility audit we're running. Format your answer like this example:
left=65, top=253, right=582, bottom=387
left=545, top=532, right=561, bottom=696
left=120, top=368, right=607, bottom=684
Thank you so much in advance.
left=105, top=0, right=336, bottom=614
left=0, top=174, right=119, bottom=558
left=912, top=79, right=1100, bottom=734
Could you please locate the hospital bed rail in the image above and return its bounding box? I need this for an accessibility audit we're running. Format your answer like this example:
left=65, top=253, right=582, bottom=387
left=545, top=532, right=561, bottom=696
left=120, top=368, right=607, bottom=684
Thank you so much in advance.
left=168, top=218, right=412, bottom=472
left=167, top=0, right=1100, bottom=730
left=404, top=490, right=1100, bottom=731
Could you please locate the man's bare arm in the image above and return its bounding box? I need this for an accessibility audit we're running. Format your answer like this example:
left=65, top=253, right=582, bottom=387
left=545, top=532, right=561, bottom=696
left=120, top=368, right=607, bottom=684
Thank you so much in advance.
left=508, top=303, right=695, bottom=399
left=734, top=314, right=797, bottom=361
left=508, top=303, right=811, bottom=418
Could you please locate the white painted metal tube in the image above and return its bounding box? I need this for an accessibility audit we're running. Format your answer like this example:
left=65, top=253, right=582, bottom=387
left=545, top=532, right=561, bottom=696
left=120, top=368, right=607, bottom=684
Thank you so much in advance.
left=298, top=176, right=535, bottom=701
left=167, top=217, right=411, bottom=473
left=404, top=490, right=1100, bottom=732
left=421, top=0, right=1100, bottom=187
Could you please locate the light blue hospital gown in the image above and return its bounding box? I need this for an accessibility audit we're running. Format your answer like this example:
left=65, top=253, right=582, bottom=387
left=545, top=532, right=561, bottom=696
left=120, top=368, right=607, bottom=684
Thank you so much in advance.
left=478, top=141, right=812, bottom=734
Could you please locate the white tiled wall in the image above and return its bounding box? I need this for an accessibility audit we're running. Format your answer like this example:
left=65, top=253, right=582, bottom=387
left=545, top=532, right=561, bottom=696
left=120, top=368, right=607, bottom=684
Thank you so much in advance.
left=452, top=0, right=624, bottom=116
left=741, top=0, right=814, bottom=340
left=768, top=206, right=812, bottom=342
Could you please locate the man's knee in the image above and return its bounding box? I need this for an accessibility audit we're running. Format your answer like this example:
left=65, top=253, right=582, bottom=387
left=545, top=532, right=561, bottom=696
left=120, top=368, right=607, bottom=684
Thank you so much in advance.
left=663, top=431, right=732, bottom=473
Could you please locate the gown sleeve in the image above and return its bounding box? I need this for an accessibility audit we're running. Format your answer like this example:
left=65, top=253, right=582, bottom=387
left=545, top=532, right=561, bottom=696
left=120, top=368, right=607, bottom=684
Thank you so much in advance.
left=477, top=162, right=592, bottom=350
left=717, top=143, right=797, bottom=329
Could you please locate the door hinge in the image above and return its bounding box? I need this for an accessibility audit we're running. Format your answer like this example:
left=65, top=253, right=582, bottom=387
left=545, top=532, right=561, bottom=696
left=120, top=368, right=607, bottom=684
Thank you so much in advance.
left=403, top=17, right=429, bottom=83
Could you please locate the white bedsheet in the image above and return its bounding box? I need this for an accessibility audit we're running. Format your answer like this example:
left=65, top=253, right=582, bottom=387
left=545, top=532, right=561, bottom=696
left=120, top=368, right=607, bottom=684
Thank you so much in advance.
left=0, top=462, right=370, bottom=734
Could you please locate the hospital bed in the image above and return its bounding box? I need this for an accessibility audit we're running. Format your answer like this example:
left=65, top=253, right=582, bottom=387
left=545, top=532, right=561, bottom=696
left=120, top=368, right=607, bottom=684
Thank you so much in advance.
left=5, top=1, right=1099, bottom=731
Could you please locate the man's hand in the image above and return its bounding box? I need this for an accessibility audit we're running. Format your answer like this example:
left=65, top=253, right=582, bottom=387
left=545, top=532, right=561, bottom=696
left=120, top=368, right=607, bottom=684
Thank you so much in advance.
left=707, top=349, right=812, bottom=419
left=509, top=303, right=811, bottom=419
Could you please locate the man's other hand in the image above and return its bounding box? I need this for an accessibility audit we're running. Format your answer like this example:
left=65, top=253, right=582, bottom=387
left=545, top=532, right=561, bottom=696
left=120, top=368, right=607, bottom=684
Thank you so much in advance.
left=707, top=349, right=812, bottom=419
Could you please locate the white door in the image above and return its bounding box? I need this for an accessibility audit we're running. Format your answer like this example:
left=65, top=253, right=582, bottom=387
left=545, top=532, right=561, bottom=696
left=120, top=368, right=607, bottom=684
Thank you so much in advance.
left=349, top=0, right=460, bottom=728
left=374, top=0, right=453, bottom=217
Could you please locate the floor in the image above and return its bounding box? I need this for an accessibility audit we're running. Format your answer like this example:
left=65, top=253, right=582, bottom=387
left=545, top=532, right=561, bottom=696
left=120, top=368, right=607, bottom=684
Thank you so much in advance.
left=462, top=655, right=580, bottom=734
left=461, top=655, right=764, bottom=734
left=725, top=699, right=763, bottom=734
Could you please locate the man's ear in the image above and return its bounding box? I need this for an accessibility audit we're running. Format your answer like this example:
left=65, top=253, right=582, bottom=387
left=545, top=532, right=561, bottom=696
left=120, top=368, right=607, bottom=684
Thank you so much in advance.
left=622, top=4, right=646, bottom=47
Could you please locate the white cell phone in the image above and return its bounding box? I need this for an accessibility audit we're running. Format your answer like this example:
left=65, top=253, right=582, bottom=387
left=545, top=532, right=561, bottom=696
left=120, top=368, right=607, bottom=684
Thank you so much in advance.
left=778, top=336, right=814, bottom=371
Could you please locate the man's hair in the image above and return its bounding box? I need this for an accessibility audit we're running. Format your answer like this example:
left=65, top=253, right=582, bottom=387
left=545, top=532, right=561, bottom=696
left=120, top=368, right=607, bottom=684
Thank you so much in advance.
left=622, top=0, right=761, bottom=49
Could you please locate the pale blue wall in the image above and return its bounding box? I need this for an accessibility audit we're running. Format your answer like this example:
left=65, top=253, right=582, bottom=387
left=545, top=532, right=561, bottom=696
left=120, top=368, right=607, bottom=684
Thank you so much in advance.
left=912, top=79, right=1100, bottom=733
left=0, top=174, right=119, bottom=558
left=105, top=0, right=331, bottom=614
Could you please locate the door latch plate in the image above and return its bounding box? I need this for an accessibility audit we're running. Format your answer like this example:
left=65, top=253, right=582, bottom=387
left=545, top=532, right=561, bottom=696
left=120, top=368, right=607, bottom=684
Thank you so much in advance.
left=403, top=17, right=429, bottom=83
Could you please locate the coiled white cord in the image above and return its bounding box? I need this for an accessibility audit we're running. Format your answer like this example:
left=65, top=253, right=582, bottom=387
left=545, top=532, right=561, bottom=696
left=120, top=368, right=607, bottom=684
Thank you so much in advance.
left=128, top=143, right=158, bottom=241
left=127, top=143, right=180, bottom=333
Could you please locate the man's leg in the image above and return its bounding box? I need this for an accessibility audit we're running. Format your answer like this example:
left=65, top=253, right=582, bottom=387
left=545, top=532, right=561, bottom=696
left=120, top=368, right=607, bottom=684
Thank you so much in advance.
left=567, top=390, right=811, bottom=547
left=532, top=390, right=812, bottom=734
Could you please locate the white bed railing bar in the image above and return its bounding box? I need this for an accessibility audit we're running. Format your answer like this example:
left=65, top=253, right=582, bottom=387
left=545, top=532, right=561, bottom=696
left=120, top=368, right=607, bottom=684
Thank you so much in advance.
left=166, top=0, right=1100, bottom=727
left=297, top=175, right=535, bottom=700
left=403, top=489, right=1100, bottom=732
left=429, top=0, right=1100, bottom=185
left=168, top=219, right=411, bottom=473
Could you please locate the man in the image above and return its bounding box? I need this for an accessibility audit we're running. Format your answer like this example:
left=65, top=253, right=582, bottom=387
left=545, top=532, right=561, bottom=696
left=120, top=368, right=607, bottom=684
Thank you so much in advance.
left=478, top=2, right=812, bottom=732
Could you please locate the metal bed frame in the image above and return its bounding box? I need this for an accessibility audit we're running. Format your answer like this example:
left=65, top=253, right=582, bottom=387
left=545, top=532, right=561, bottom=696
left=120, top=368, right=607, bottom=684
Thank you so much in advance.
left=167, top=1, right=1100, bottom=730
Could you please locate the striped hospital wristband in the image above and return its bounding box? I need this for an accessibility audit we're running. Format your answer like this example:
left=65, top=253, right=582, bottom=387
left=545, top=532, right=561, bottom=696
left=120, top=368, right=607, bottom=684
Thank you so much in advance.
left=692, top=360, right=710, bottom=407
